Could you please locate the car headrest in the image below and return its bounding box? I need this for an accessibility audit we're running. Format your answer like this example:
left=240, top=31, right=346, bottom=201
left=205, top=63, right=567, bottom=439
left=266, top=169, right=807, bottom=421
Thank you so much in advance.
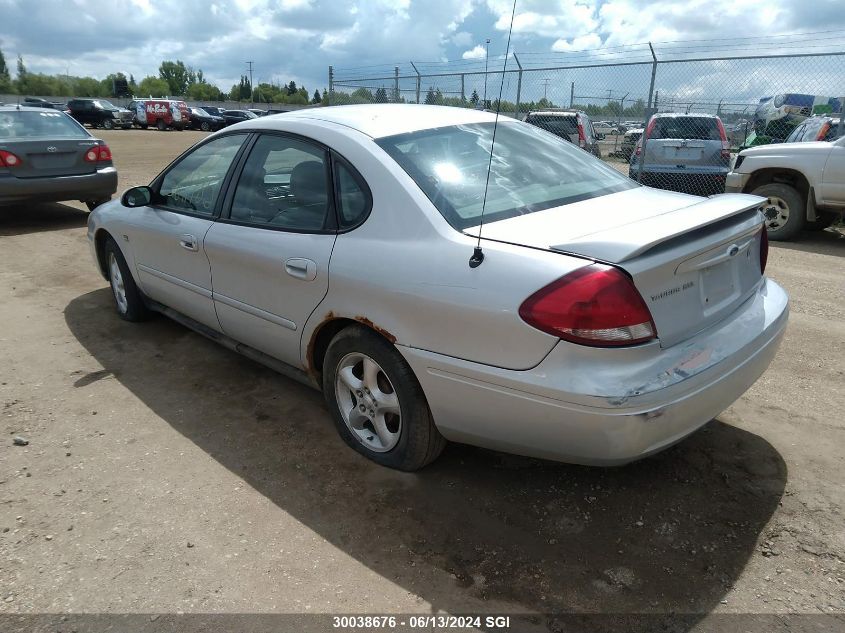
left=290, top=161, right=327, bottom=206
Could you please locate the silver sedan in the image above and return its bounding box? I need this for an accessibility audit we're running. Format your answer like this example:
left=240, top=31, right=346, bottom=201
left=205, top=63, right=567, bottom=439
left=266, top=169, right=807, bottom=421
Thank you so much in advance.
left=87, top=104, right=789, bottom=471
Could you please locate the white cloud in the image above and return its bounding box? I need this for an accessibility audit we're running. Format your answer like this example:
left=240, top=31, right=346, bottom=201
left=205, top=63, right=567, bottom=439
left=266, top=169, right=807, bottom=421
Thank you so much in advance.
left=462, top=45, right=486, bottom=59
left=551, top=33, right=602, bottom=52
left=451, top=30, right=473, bottom=47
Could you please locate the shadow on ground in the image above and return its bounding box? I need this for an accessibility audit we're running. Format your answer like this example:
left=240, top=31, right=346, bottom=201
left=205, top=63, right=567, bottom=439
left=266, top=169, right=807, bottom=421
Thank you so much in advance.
left=65, top=289, right=786, bottom=630
left=0, top=202, right=88, bottom=236
left=771, top=227, right=845, bottom=258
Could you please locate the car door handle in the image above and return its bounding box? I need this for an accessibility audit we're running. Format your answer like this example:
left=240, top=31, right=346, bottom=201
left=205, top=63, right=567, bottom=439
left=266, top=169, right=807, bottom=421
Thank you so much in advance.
left=179, top=234, right=198, bottom=252
left=284, top=258, right=317, bottom=281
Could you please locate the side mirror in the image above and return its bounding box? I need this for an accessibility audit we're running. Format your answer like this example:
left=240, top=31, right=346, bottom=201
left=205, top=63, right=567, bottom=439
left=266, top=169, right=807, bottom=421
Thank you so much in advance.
left=121, top=186, right=153, bottom=208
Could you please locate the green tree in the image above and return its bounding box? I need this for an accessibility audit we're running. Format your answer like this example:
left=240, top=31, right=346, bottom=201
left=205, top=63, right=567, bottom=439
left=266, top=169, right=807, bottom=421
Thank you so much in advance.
left=286, top=80, right=297, bottom=96
left=128, top=74, right=137, bottom=95
left=0, top=47, right=11, bottom=93
left=158, top=60, right=191, bottom=95
left=470, top=89, right=479, bottom=106
left=424, top=87, right=436, bottom=105
left=311, top=89, right=321, bottom=104
left=374, top=86, right=388, bottom=103
left=15, top=54, right=27, bottom=93
left=138, top=75, right=170, bottom=97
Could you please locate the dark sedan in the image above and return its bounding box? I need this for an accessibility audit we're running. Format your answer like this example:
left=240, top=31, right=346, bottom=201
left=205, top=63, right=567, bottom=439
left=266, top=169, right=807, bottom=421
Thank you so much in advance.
left=201, top=106, right=227, bottom=117
left=0, top=106, right=117, bottom=211
left=188, top=107, right=225, bottom=132
left=221, top=109, right=259, bottom=126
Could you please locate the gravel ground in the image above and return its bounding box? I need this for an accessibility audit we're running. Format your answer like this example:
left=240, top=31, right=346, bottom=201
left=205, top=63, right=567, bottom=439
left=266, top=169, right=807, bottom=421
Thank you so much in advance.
left=1, top=129, right=843, bottom=631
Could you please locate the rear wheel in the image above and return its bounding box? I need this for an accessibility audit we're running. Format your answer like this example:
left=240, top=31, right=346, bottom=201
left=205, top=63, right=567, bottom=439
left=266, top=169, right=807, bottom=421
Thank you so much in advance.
left=752, top=182, right=805, bottom=241
left=323, top=325, right=445, bottom=471
left=200, top=121, right=210, bottom=131
left=156, top=118, right=167, bottom=131
left=102, top=118, right=114, bottom=130
left=103, top=236, right=151, bottom=322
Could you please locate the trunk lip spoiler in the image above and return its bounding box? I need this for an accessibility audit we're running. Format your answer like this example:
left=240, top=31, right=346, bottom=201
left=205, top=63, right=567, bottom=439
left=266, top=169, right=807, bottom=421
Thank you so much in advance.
left=548, top=193, right=766, bottom=263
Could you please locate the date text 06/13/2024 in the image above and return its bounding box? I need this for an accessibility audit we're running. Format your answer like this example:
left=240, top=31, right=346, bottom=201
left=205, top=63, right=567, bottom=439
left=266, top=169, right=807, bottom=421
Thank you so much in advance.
left=332, top=615, right=511, bottom=629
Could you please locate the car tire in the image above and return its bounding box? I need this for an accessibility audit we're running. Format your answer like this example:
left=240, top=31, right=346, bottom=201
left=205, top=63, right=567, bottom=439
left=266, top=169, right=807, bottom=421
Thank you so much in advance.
left=752, top=183, right=805, bottom=241
left=200, top=121, right=210, bottom=131
left=156, top=118, right=167, bottom=131
left=139, top=124, right=148, bottom=130
left=323, top=325, right=445, bottom=471
left=103, top=236, right=150, bottom=322
left=85, top=198, right=110, bottom=212
left=102, top=118, right=114, bottom=130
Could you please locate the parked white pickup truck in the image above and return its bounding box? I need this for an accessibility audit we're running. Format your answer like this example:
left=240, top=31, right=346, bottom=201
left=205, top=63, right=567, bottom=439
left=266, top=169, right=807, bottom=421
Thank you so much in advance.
left=725, top=136, right=845, bottom=240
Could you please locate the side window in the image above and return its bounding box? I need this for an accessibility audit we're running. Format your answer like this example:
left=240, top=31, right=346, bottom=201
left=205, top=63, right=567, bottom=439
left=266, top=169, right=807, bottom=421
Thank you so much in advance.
left=230, top=134, right=331, bottom=231
left=334, top=160, right=370, bottom=229
left=158, top=134, right=246, bottom=216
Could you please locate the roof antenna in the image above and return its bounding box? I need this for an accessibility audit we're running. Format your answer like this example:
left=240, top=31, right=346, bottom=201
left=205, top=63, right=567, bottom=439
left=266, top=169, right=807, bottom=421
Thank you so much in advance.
left=469, top=0, right=518, bottom=269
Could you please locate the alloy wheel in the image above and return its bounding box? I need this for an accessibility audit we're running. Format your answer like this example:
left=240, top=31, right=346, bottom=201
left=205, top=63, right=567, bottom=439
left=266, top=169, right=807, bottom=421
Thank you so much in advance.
left=108, top=252, right=128, bottom=314
left=334, top=352, right=402, bottom=452
left=763, top=196, right=790, bottom=232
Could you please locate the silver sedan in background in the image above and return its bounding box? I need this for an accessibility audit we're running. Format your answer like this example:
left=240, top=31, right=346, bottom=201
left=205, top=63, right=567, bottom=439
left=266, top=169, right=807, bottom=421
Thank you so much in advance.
left=87, top=104, right=788, bottom=471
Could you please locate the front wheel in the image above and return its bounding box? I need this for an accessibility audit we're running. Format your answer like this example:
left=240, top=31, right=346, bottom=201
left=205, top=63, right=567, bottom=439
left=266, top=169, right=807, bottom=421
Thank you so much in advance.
left=104, top=236, right=151, bottom=322
left=102, top=118, right=114, bottom=130
left=323, top=325, right=445, bottom=471
left=200, top=121, right=210, bottom=131
left=752, top=182, right=805, bottom=241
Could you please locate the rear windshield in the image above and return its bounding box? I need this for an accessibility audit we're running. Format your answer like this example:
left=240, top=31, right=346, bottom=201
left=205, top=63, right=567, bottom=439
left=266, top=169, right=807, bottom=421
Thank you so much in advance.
left=650, top=117, right=721, bottom=141
left=525, top=114, right=578, bottom=136
left=376, top=121, right=636, bottom=230
left=0, top=110, right=89, bottom=139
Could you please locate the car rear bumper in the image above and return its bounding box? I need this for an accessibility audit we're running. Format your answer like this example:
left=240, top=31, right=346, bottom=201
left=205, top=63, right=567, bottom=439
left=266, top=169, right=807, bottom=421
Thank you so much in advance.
left=631, top=169, right=728, bottom=195
left=399, top=278, right=788, bottom=466
left=0, top=167, right=117, bottom=205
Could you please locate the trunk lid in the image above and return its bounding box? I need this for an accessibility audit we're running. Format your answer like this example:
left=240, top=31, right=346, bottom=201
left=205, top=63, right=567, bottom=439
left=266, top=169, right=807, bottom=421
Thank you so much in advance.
left=2, top=139, right=101, bottom=178
left=466, top=188, right=767, bottom=348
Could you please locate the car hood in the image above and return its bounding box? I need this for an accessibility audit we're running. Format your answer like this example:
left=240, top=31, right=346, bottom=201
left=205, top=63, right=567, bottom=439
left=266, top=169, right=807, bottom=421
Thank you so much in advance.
left=740, top=141, right=832, bottom=157
left=464, top=186, right=764, bottom=263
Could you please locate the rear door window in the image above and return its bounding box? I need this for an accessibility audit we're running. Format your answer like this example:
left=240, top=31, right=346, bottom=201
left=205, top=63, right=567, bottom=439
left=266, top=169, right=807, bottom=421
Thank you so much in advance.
left=526, top=115, right=578, bottom=137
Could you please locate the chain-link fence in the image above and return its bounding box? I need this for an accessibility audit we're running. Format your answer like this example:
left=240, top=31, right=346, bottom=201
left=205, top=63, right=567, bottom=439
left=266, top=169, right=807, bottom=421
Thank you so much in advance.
left=328, top=42, right=845, bottom=198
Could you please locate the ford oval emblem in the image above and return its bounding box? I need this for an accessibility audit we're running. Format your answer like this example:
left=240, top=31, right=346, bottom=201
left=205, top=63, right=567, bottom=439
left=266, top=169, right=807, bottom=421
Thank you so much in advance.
left=47, top=146, right=57, bottom=152
left=728, top=244, right=740, bottom=256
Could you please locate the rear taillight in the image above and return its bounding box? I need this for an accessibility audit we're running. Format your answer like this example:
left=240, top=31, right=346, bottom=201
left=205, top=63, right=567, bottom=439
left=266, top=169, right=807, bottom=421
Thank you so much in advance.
left=644, top=116, right=656, bottom=139
left=759, top=226, right=769, bottom=274
left=0, top=150, right=22, bottom=167
left=84, top=144, right=112, bottom=163
left=577, top=120, right=586, bottom=147
left=716, top=119, right=730, bottom=159
left=635, top=144, right=641, bottom=156
left=519, top=264, right=657, bottom=347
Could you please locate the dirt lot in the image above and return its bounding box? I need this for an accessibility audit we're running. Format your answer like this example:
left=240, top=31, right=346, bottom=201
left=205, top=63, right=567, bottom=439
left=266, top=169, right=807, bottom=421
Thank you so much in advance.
left=1, top=129, right=844, bottom=631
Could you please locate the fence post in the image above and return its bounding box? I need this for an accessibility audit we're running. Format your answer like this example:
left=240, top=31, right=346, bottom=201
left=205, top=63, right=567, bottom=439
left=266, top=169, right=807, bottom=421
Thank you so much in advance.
left=410, top=62, right=421, bottom=104
left=328, top=66, right=333, bottom=106
left=646, top=42, right=657, bottom=115
left=513, top=53, right=523, bottom=119
left=569, top=82, right=574, bottom=108
left=839, top=96, right=845, bottom=139
left=461, top=74, right=465, bottom=102
left=394, top=67, right=400, bottom=103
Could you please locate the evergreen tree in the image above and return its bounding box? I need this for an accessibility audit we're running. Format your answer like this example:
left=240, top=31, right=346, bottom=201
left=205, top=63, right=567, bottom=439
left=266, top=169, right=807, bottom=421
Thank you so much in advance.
left=15, top=54, right=27, bottom=93
left=312, top=89, right=321, bottom=104
left=0, top=47, right=11, bottom=93
left=470, top=89, right=479, bottom=106
left=424, top=87, right=436, bottom=105
left=286, top=80, right=297, bottom=96
left=374, top=86, right=388, bottom=103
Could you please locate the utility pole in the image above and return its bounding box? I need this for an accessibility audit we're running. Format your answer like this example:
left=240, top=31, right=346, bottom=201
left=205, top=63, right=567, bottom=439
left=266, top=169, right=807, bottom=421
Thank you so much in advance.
left=245, top=60, right=254, bottom=106
left=541, top=78, right=550, bottom=101
left=483, top=38, right=491, bottom=108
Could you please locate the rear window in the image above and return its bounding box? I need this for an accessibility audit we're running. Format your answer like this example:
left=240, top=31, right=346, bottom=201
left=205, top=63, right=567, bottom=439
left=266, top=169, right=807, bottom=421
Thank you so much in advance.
left=650, top=117, right=721, bottom=141
left=525, top=114, right=578, bottom=137
left=0, top=110, right=89, bottom=139
left=376, top=121, right=635, bottom=231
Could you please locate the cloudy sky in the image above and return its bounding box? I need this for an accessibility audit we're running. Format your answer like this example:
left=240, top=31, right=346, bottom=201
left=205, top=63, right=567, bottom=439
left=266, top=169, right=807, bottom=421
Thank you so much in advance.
left=1, top=0, right=844, bottom=102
